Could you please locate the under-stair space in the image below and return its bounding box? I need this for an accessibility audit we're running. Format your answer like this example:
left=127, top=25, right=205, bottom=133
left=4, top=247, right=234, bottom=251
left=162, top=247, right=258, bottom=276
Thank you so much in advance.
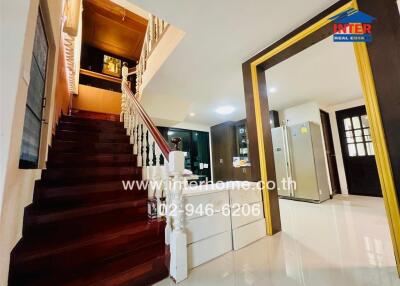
left=8, top=112, right=169, bottom=286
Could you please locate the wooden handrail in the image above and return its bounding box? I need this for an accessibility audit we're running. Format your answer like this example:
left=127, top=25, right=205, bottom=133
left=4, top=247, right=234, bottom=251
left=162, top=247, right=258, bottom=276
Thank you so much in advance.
left=121, top=69, right=187, bottom=282
left=122, top=82, right=171, bottom=159
left=80, top=68, right=122, bottom=83
left=128, top=67, right=136, bottom=75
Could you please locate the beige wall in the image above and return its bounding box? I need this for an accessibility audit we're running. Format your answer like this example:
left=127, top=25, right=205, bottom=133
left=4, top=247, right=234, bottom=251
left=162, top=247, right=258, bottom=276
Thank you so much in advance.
left=0, top=0, right=65, bottom=284
left=73, top=84, right=122, bottom=115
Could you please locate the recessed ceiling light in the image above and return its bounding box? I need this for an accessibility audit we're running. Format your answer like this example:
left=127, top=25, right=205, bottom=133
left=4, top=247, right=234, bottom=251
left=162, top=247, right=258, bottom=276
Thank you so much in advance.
left=268, top=87, right=277, bottom=93
left=216, top=105, right=235, bottom=115
left=189, top=112, right=195, bottom=117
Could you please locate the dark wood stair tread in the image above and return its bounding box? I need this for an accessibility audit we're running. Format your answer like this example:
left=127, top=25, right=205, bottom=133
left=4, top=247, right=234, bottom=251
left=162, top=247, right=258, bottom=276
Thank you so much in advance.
left=9, top=112, right=168, bottom=286
left=11, top=220, right=166, bottom=279
left=14, top=219, right=165, bottom=262
left=55, top=129, right=130, bottom=143
left=62, top=254, right=168, bottom=286
left=25, top=197, right=148, bottom=225
left=51, top=140, right=132, bottom=154
left=61, top=115, right=124, bottom=126
left=41, top=166, right=142, bottom=186
left=47, top=152, right=137, bottom=168
left=10, top=245, right=168, bottom=286
left=58, top=122, right=127, bottom=134
left=35, top=181, right=142, bottom=199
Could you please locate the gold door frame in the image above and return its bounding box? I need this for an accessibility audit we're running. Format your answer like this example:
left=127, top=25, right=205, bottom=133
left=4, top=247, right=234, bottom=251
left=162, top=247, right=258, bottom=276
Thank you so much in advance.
left=249, top=0, right=400, bottom=274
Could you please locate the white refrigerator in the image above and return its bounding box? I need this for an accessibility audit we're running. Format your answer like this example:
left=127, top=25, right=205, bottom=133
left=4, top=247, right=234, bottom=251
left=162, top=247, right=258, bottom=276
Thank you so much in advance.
left=271, top=122, right=330, bottom=203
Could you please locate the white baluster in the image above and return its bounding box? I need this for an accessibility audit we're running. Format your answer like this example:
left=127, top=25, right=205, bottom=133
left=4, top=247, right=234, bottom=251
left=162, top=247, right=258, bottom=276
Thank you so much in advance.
left=127, top=108, right=132, bottom=136
left=148, top=14, right=154, bottom=51
left=133, top=113, right=138, bottom=155
left=169, top=150, right=187, bottom=282
left=162, top=164, right=171, bottom=241
left=122, top=99, right=128, bottom=128
left=148, top=135, right=154, bottom=168
left=137, top=121, right=143, bottom=167
left=134, top=15, right=169, bottom=98
left=120, top=92, right=125, bottom=123
left=142, top=126, right=149, bottom=181
left=147, top=134, right=156, bottom=199
left=129, top=111, right=135, bottom=144
left=155, top=144, right=161, bottom=167
left=121, top=63, right=128, bottom=126
left=143, top=126, right=148, bottom=167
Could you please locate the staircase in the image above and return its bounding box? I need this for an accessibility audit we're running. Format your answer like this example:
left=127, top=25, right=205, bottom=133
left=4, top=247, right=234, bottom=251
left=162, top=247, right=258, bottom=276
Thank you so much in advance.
left=8, top=112, right=169, bottom=285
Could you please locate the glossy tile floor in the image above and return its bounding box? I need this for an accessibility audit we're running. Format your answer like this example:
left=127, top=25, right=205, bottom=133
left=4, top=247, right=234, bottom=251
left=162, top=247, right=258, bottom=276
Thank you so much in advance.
left=156, top=195, right=400, bottom=286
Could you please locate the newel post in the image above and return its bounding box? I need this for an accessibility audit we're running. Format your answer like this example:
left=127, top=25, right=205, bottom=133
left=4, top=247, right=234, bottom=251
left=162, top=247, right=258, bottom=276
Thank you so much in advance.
left=122, top=62, right=129, bottom=83
left=120, top=63, right=129, bottom=122
left=168, top=138, right=187, bottom=283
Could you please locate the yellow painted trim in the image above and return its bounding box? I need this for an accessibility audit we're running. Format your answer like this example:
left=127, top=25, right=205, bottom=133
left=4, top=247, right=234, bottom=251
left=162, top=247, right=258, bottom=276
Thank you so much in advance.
left=250, top=1, right=355, bottom=236
left=249, top=0, right=400, bottom=275
left=250, top=64, right=272, bottom=235
left=351, top=2, right=400, bottom=273
left=252, top=2, right=353, bottom=66
left=353, top=41, right=400, bottom=274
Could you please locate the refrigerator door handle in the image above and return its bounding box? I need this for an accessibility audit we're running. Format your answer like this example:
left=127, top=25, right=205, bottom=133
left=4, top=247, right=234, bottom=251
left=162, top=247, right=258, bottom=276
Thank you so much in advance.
left=283, top=126, right=294, bottom=197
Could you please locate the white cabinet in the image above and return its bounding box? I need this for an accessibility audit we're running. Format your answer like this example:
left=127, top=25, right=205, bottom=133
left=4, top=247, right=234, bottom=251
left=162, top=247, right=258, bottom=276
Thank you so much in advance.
left=230, top=187, right=266, bottom=250
left=186, top=212, right=231, bottom=244
left=183, top=183, right=266, bottom=269
left=231, top=202, right=264, bottom=229
left=232, top=218, right=266, bottom=250
left=187, top=231, right=232, bottom=269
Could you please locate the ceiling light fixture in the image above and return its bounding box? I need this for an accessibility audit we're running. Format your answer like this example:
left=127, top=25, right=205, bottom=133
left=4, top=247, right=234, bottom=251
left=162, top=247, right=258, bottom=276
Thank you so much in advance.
left=189, top=112, right=195, bottom=117
left=268, top=87, right=277, bottom=94
left=216, top=105, right=235, bottom=115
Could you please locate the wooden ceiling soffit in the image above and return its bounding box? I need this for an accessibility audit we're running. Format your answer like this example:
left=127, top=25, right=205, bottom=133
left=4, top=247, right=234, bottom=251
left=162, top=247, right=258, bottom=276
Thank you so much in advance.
left=82, top=0, right=148, bottom=60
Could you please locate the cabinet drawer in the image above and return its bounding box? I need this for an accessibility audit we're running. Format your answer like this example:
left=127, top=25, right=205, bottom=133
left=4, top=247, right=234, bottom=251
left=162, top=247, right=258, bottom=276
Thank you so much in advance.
left=188, top=231, right=232, bottom=269
left=232, top=218, right=266, bottom=250
left=185, top=211, right=231, bottom=244
left=230, top=186, right=262, bottom=206
left=231, top=202, right=264, bottom=229
left=184, top=190, right=229, bottom=220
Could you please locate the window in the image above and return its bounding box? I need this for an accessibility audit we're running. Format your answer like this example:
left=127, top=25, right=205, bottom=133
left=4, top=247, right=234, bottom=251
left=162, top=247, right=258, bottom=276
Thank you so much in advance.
left=19, top=10, right=48, bottom=168
left=343, top=114, right=374, bottom=157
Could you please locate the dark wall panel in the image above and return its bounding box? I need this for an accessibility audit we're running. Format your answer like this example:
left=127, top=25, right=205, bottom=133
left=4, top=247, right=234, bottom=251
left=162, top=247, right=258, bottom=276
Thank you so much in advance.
left=358, top=0, right=400, bottom=205
left=80, top=44, right=136, bottom=92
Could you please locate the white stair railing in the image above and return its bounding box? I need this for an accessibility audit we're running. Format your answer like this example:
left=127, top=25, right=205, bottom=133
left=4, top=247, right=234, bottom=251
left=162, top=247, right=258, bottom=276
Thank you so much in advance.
left=121, top=65, right=188, bottom=282
left=136, top=14, right=169, bottom=97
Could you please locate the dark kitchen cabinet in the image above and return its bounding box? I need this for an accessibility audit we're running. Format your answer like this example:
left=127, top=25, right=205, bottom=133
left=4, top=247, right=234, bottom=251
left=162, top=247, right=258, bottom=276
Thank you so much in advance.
left=211, top=120, right=252, bottom=181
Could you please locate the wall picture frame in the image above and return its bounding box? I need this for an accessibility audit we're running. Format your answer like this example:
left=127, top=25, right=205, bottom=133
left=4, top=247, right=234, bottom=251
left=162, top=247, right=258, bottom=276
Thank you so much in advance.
left=102, top=54, right=122, bottom=77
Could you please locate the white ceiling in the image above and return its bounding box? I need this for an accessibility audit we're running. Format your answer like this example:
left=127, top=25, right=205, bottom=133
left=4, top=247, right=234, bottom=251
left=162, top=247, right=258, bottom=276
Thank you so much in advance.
left=126, top=0, right=360, bottom=127
left=266, top=37, right=363, bottom=111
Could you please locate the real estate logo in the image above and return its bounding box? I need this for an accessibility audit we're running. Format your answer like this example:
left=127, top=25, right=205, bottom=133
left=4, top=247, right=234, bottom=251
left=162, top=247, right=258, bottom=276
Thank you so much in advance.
left=329, top=8, right=376, bottom=42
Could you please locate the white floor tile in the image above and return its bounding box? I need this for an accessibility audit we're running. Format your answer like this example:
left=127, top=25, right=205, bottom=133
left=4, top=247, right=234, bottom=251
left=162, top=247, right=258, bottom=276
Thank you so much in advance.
left=155, top=195, right=400, bottom=286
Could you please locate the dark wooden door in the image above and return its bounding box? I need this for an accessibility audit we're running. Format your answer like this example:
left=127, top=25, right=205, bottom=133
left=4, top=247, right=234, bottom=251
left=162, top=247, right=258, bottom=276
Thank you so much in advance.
left=336, top=106, right=381, bottom=197
left=320, top=110, right=341, bottom=194
left=211, top=122, right=235, bottom=181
